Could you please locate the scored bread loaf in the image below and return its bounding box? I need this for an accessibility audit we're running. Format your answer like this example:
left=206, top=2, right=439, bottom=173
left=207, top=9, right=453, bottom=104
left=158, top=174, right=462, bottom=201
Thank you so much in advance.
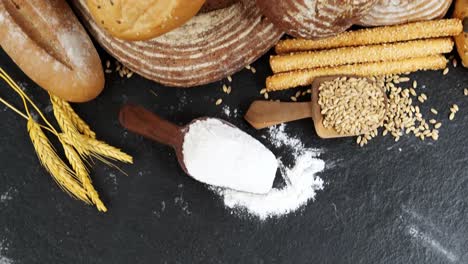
left=72, top=0, right=283, bottom=87
left=357, top=0, right=452, bottom=26
left=255, top=0, right=377, bottom=39
left=0, top=0, right=104, bottom=103
left=86, top=0, right=206, bottom=41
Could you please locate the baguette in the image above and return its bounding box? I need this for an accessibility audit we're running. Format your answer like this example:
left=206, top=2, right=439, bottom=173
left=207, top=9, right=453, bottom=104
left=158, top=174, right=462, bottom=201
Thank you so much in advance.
left=0, top=0, right=104, bottom=103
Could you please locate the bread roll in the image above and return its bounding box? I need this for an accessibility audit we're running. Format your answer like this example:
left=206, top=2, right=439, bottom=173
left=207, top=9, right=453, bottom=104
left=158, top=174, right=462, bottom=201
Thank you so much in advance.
left=0, top=0, right=104, bottom=103
left=86, top=0, right=206, bottom=41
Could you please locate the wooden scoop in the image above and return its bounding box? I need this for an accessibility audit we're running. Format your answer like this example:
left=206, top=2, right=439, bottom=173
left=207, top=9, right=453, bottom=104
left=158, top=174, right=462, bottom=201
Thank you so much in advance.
left=119, top=104, right=277, bottom=194
left=245, top=76, right=387, bottom=138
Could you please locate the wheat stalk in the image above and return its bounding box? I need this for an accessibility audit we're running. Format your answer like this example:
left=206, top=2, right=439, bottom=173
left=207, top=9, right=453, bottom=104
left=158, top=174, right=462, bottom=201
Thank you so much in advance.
left=50, top=95, right=96, bottom=138
left=27, top=118, right=90, bottom=203
left=52, top=100, right=91, bottom=156
left=85, top=137, right=133, bottom=163
left=61, top=133, right=133, bottom=164
left=1, top=68, right=133, bottom=212
left=51, top=99, right=132, bottom=163
left=62, top=143, right=107, bottom=212
left=51, top=99, right=79, bottom=135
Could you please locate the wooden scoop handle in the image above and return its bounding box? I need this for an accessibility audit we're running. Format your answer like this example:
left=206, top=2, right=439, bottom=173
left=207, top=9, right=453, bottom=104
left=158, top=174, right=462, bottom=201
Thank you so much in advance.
left=119, top=104, right=183, bottom=148
left=245, top=101, right=313, bottom=129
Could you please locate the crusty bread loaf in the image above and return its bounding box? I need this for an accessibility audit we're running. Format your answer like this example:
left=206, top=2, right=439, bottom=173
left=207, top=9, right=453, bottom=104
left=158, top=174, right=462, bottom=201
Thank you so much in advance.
left=255, top=0, right=377, bottom=39
left=86, top=0, right=206, bottom=41
left=0, top=0, right=104, bottom=103
left=357, top=0, right=451, bottom=26
left=72, top=0, right=283, bottom=87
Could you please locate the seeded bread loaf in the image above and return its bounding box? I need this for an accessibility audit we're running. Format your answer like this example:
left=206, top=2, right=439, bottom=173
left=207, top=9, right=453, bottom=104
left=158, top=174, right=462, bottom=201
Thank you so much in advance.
left=255, top=0, right=377, bottom=39
left=0, top=0, right=104, bottom=102
left=86, top=0, right=206, bottom=41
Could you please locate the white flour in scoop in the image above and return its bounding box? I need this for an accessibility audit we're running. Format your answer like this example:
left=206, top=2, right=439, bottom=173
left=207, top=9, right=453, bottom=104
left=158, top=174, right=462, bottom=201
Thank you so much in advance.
left=212, top=124, right=325, bottom=220
left=182, top=118, right=278, bottom=194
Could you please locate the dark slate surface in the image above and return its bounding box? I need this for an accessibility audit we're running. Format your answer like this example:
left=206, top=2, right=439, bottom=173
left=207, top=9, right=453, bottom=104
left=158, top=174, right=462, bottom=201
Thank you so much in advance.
left=1, top=42, right=468, bottom=264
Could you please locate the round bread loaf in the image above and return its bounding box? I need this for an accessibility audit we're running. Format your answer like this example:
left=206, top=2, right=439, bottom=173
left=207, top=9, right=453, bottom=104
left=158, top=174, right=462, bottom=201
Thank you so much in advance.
left=255, top=0, right=377, bottom=39
left=0, top=0, right=104, bottom=103
left=357, top=0, right=452, bottom=26
left=200, top=0, right=238, bottom=13
left=72, top=0, right=283, bottom=87
left=86, top=0, right=206, bottom=41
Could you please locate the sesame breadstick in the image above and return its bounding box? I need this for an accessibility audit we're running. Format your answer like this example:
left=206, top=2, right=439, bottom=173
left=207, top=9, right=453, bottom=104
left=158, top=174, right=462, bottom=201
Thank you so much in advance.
left=266, top=55, right=447, bottom=91
left=271, top=38, right=453, bottom=73
left=275, top=19, right=462, bottom=54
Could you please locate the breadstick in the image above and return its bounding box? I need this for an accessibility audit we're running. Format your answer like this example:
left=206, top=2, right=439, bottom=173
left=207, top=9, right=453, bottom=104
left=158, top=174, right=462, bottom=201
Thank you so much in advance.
left=271, top=38, right=453, bottom=73
left=275, top=19, right=462, bottom=54
left=266, top=55, right=447, bottom=91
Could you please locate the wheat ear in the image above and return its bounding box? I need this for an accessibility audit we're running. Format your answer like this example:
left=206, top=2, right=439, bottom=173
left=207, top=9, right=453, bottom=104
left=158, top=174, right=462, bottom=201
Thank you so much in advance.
left=52, top=101, right=91, bottom=156
left=62, top=143, right=107, bottom=212
left=61, top=133, right=133, bottom=163
left=84, top=137, right=133, bottom=163
left=50, top=95, right=96, bottom=139
left=27, top=118, right=90, bottom=203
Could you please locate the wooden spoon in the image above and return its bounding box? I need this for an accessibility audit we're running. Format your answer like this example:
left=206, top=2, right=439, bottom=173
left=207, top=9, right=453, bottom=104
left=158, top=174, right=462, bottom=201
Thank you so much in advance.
left=119, top=104, right=277, bottom=194
left=245, top=76, right=387, bottom=138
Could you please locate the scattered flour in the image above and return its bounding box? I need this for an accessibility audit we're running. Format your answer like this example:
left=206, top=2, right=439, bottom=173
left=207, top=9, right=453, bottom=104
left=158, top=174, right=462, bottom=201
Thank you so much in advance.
left=401, top=206, right=461, bottom=262
left=221, top=105, right=239, bottom=117
left=263, top=124, right=305, bottom=155
left=44, top=104, right=53, bottom=114
left=222, top=105, right=231, bottom=116
left=58, top=29, right=88, bottom=68
left=0, top=240, right=13, bottom=264
left=0, top=189, right=14, bottom=205
left=0, top=255, right=12, bottom=264
left=212, top=124, right=325, bottom=220
left=107, top=173, right=118, bottom=191
left=17, top=82, right=28, bottom=92
left=177, top=94, right=188, bottom=111
left=174, top=184, right=190, bottom=215
left=407, top=225, right=458, bottom=262
left=153, top=201, right=166, bottom=218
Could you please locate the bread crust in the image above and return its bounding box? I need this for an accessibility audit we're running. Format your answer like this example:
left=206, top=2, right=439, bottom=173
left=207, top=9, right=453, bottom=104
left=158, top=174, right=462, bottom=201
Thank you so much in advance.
left=73, top=0, right=283, bottom=87
left=255, top=0, right=377, bottom=39
left=0, top=0, right=104, bottom=102
left=86, top=0, right=206, bottom=41
left=199, top=0, right=237, bottom=13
